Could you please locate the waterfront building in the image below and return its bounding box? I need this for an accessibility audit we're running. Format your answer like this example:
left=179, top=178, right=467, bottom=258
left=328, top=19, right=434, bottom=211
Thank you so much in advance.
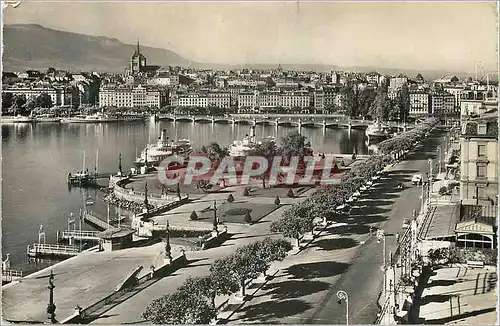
left=313, top=91, right=325, bottom=110
left=177, top=93, right=209, bottom=108
left=409, top=92, right=430, bottom=116
left=366, top=72, right=380, bottom=85
left=99, top=85, right=166, bottom=108
left=258, top=91, right=282, bottom=109
left=207, top=91, right=231, bottom=108
left=2, top=85, right=76, bottom=106
left=238, top=91, right=258, bottom=109
left=281, top=90, right=310, bottom=109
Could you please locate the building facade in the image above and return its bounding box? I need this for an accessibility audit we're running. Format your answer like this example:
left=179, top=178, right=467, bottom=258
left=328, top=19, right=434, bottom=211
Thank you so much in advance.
left=281, top=91, right=310, bottom=108
left=460, top=118, right=498, bottom=207
left=99, top=85, right=165, bottom=108
left=409, top=92, right=430, bottom=116
left=430, top=92, right=456, bottom=118
left=238, top=92, right=258, bottom=109
left=207, top=92, right=231, bottom=108
left=2, top=85, right=75, bottom=106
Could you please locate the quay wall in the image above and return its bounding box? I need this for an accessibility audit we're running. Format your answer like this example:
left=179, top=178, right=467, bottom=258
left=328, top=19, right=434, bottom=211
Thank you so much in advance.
left=112, top=177, right=180, bottom=207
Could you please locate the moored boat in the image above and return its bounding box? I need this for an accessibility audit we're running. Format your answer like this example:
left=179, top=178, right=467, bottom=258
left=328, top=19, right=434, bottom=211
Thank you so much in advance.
left=34, top=114, right=61, bottom=123
left=1, top=115, right=35, bottom=124
left=135, top=129, right=193, bottom=167
left=365, top=119, right=389, bottom=142
left=229, top=125, right=275, bottom=159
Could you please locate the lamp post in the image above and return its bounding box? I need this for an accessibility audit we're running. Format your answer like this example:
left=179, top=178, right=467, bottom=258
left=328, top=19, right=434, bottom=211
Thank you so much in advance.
left=337, top=290, right=349, bottom=324
left=428, top=158, right=433, bottom=200
left=212, top=200, right=219, bottom=236
left=47, top=270, right=56, bottom=323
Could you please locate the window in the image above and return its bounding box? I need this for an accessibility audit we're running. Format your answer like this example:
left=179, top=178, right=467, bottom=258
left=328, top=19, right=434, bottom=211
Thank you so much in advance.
left=476, top=187, right=486, bottom=200
left=478, top=144, right=487, bottom=157
left=477, top=164, right=487, bottom=179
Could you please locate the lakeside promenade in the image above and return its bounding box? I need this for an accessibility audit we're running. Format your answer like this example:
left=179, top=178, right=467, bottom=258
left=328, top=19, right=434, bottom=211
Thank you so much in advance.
left=2, top=129, right=446, bottom=324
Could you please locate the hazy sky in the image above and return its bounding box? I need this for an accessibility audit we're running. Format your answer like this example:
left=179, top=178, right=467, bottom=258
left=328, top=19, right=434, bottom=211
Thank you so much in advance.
left=3, top=1, right=499, bottom=72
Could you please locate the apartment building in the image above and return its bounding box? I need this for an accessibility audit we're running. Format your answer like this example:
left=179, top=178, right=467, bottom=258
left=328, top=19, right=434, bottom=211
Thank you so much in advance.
left=238, top=92, right=258, bottom=109
left=207, top=92, right=231, bottom=108
left=409, top=92, right=430, bottom=116
left=313, top=91, right=325, bottom=110
left=281, top=91, right=310, bottom=108
left=460, top=114, right=498, bottom=206
left=430, top=92, right=456, bottom=118
left=177, top=93, right=209, bottom=108
left=258, top=91, right=282, bottom=108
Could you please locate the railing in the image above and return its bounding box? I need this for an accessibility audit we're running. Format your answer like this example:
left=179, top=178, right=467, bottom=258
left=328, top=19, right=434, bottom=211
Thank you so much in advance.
left=2, top=269, right=23, bottom=282
left=83, top=211, right=117, bottom=231
left=376, top=297, right=392, bottom=324
left=61, top=230, right=101, bottom=240
left=27, top=243, right=80, bottom=257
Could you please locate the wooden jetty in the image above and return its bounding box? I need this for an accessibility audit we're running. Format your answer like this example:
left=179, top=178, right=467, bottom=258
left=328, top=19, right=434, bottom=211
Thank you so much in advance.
left=57, top=230, right=101, bottom=243
left=26, top=243, right=80, bottom=258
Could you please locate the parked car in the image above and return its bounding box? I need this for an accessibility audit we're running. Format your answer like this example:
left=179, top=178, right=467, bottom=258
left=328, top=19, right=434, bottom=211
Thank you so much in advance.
left=411, top=174, right=423, bottom=185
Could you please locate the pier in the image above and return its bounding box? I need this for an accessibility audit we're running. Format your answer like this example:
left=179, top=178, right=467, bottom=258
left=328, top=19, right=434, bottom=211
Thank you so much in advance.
left=83, top=211, right=118, bottom=231
left=26, top=243, right=80, bottom=258
left=57, top=230, right=101, bottom=243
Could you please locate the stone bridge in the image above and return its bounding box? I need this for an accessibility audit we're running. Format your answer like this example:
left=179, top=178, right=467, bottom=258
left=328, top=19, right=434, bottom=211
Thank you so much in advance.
left=156, top=114, right=410, bottom=130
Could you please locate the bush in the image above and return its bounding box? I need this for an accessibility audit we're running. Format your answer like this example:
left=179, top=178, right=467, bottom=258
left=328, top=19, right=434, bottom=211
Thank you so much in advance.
left=225, top=207, right=252, bottom=216
left=274, top=195, right=281, bottom=205
left=190, top=211, right=198, bottom=220
left=227, top=194, right=235, bottom=203
left=287, top=189, right=294, bottom=198
left=244, top=211, right=252, bottom=224
left=243, top=187, right=250, bottom=196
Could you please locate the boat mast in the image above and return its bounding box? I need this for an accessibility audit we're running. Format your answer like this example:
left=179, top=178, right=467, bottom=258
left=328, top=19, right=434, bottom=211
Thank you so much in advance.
left=83, top=150, right=86, bottom=173
left=95, top=149, right=99, bottom=175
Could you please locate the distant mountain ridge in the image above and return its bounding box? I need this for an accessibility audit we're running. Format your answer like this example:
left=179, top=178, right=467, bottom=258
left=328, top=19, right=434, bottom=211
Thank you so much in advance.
left=2, top=24, right=490, bottom=81
left=2, top=24, right=192, bottom=72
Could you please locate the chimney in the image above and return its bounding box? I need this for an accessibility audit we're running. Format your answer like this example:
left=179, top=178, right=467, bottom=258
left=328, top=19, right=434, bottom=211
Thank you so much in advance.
left=161, top=129, right=167, bottom=141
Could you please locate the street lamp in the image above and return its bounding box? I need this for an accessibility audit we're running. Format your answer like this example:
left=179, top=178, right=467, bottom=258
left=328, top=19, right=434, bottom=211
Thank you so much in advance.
left=336, top=290, right=349, bottom=325
left=437, top=146, right=442, bottom=173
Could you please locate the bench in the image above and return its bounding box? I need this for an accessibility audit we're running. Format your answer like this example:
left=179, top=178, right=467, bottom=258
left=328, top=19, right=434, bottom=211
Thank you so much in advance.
left=467, top=260, right=484, bottom=269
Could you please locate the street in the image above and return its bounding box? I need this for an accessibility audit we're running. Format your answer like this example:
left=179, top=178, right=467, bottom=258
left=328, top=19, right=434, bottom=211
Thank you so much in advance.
left=301, top=129, right=448, bottom=324
left=227, top=129, right=448, bottom=324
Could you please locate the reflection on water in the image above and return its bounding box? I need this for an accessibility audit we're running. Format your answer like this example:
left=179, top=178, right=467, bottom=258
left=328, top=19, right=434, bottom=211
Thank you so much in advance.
left=2, top=121, right=368, bottom=272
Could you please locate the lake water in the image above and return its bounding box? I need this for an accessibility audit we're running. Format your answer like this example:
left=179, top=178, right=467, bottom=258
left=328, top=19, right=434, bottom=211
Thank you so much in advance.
left=1, top=120, right=369, bottom=273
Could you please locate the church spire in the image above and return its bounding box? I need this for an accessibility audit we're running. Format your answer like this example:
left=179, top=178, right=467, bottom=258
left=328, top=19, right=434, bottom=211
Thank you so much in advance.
left=136, top=38, right=140, bottom=54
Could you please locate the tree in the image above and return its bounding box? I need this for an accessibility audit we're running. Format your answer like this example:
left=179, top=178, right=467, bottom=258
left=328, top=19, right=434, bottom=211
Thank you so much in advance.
left=227, top=194, right=234, bottom=203
left=209, top=256, right=240, bottom=301
left=397, top=84, right=411, bottom=122
left=46, top=67, right=56, bottom=75
left=270, top=202, right=315, bottom=247
left=357, top=87, right=377, bottom=117
left=2, top=93, right=14, bottom=115
left=279, top=132, right=313, bottom=158
left=369, top=88, right=391, bottom=120
left=142, top=287, right=216, bottom=324
left=231, top=242, right=268, bottom=297
left=35, top=92, right=53, bottom=108
left=254, top=237, right=292, bottom=276
left=341, top=81, right=358, bottom=117
left=248, top=139, right=279, bottom=188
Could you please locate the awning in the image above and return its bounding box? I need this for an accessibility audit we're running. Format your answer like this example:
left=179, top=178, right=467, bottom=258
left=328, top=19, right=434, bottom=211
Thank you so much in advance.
left=419, top=204, right=460, bottom=240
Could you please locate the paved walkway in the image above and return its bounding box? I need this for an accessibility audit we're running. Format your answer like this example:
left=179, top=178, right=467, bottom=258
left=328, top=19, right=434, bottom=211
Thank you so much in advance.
left=1, top=243, right=177, bottom=323
left=416, top=265, right=497, bottom=324
left=90, top=191, right=314, bottom=324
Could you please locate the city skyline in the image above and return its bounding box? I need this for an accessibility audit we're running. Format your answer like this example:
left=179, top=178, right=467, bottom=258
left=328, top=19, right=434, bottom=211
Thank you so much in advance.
left=3, top=1, right=499, bottom=74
